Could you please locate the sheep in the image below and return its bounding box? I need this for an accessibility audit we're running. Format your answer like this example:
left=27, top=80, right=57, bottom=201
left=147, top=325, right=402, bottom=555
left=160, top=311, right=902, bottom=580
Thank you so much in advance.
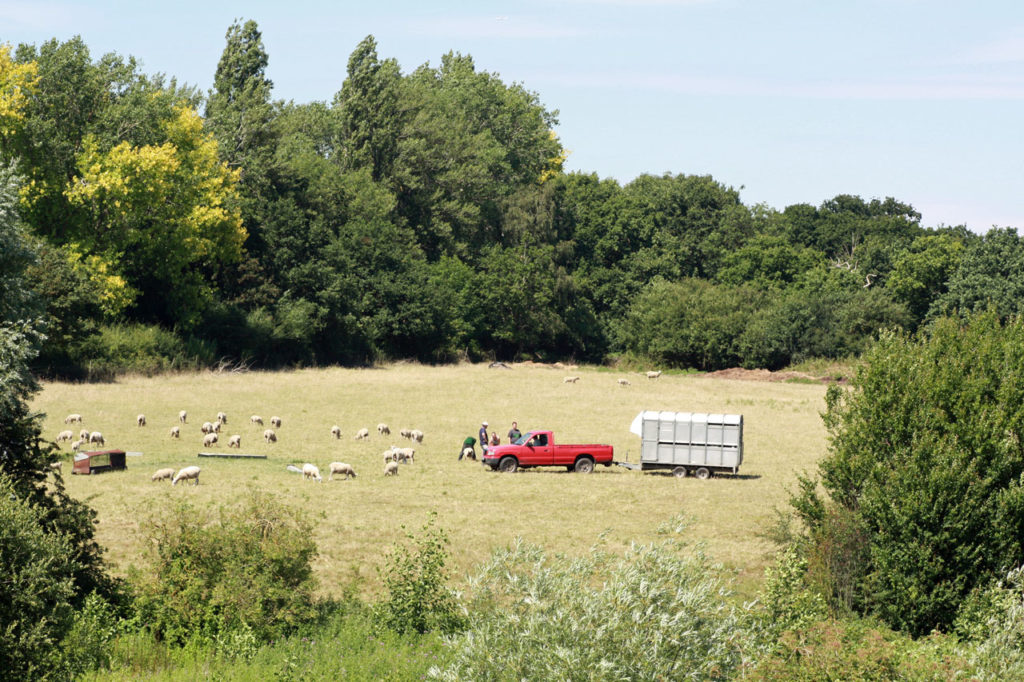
left=212, top=420, right=222, bottom=433
left=383, top=461, right=399, bottom=476
left=355, top=427, right=370, bottom=440
left=250, top=415, right=264, bottom=426
left=203, top=432, right=218, bottom=447
left=151, top=468, right=175, bottom=482
left=137, top=413, right=146, bottom=426
left=201, top=421, right=215, bottom=434
left=399, top=428, right=412, bottom=439
left=302, top=463, right=322, bottom=482
left=89, top=431, right=105, bottom=446
left=330, top=425, right=342, bottom=439
left=79, top=428, right=90, bottom=442
left=64, top=413, right=83, bottom=424
left=328, top=462, right=357, bottom=480
left=179, top=410, right=187, bottom=423
left=217, top=411, right=227, bottom=424
left=382, top=449, right=397, bottom=464
left=49, top=461, right=62, bottom=474
left=228, top=434, right=241, bottom=448
left=71, top=440, right=83, bottom=452
left=377, top=423, right=390, bottom=436
left=270, top=416, right=282, bottom=428
left=563, top=376, right=580, bottom=383
left=56, top=430, right=74, bottom=443
left=395, top=447, right=415, bottom=464
left=617, top=378, right=631, bottom=386
left=172, top=465, right=201, bottom=485
left=410, top=429, right=424, bottom=444
left=170, top=426, right=180, bottom=439
left=461, top=447, right=476, bottom=461
left=646, top=370, right=662, bottom=380
left=264, top=428, right=277, bottom=443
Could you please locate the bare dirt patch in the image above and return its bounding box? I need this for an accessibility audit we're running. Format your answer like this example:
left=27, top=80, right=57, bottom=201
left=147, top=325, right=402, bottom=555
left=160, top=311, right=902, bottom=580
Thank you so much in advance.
left=703, top=367, right=843, bottom=384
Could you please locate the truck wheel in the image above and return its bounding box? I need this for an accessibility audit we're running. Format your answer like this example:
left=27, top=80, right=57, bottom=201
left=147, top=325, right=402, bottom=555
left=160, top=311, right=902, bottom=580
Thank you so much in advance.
left=694, top=467, right=712, bottom=480
left=672, top=466, right=687, bottom=478
left=498, top=456, right=518, bottom=473
left=574, top=457, right=595, bottom=474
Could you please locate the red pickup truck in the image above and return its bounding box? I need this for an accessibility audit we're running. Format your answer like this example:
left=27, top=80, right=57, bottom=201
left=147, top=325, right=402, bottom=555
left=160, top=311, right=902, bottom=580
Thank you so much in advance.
left=482, top=430, right=614, bottom=473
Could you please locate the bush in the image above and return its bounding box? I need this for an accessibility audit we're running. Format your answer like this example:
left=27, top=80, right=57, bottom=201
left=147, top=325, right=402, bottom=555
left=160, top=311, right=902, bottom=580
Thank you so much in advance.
left=68, top=323, right=213, bottom=378
left=132, top=490, right=319, bottom=647
left=432, top=517, right=746, bottom=681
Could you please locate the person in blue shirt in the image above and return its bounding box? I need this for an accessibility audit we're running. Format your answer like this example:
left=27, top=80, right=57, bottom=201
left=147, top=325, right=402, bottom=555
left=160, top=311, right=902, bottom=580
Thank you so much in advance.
left=479, top=421, right=489, bottom=456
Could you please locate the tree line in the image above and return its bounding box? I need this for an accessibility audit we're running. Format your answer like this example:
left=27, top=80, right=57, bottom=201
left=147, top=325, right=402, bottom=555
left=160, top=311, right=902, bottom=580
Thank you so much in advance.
left=1, top=21, right=1021, bottom=376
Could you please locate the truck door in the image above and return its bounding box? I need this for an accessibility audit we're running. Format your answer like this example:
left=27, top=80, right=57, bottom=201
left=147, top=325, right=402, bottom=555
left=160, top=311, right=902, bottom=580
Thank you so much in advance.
left=524, top=432, right=553, bottom=465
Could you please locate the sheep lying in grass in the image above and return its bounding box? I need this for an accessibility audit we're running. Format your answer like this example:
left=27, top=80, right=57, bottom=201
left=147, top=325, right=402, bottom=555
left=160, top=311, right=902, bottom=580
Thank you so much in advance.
left=328, top=462, right=356, bottom=480
left=151, top=468, right=175, bottom=482
left=201, top=421, right=215, bottom=434
left=410, top=429, right=424, bottom=444
left=56, top=430, right=73, bottom=443
left=377, top=423, right=390, bottom=436
left=172, top=466, right=200, bottom=485
left=79, top=428, right=90, bottom=442
left=89, top=431, right=105, bottom=446
left=355, top=427, right=370, bottom=440
left=71, top=440, right=83, bottom=452
left=264, top=429, right=277, bottom=443
left=384, top=461, right=399, bottom=476
left=251, top=415, right=263, bottom=426
left=271, top=416, right=282, bottom=428
left=170, top=426, right=180, bottom=439
left=331, top=425, right=341, bottom=439
left=646, top=370, right=662, bottom=380
left=563, top=376, right=580, bottom=384
left=179, top=410, right=187, bottom=423
left=64, top=413, right=83, bottom=424
left=137, top=414, right=146, bottom=426
left=217, top=411, right=227, bottom=424
left=302, top=463, right=322, bottom=482
left=617, top=378, right=631, bottom=386
left=228, top=434, right=241, bottom=448
left=203, top=432, right=218, bottom=447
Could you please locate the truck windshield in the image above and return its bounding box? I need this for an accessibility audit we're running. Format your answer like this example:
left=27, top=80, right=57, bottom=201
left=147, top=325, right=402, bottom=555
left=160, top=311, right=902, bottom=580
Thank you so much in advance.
left=513, top=433, right=530, bottom=445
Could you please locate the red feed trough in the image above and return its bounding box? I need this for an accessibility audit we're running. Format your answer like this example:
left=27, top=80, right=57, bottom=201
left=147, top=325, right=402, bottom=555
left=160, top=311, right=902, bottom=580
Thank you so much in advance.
left=72, top=449, right=127, bottom=475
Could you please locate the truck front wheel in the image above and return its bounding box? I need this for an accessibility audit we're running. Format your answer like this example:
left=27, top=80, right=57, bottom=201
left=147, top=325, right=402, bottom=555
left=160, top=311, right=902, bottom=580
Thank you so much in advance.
left=498, top=456, right=518, bottom=473
left=574, top=457, right=595, bottom=474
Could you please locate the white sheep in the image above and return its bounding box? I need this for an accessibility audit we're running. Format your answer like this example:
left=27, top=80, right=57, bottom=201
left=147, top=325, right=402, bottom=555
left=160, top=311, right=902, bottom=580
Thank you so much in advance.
left=203, top=432, right=218, bottom=447
left=377, top=423, right=390, bottom=436
left=49, top=461, right=62, bottom=474
left=395, top=447, right=415, bottom=464
left=355, top=427, right=370, bottom=440
left=646, top=370, right=662, bottom=380
left=410, top=429, right=424, bottom=444
left=270, top=416, right=282, bottom=428
left=137, top=413, right=146, bottom=426
left=201, top=421, right=215, bottom=434
left=399, top=428, right=412, bottom=439
left=328, top=462, right=356, bottom=480
left=89, top=431, right=105, bottom=446
left=215, top=420, right=225, bottom=433
left=71, top=440, right=83, bottom=452
left=264, top=428, right=277, bottom=443
left=79, top=428, right=90, bottom=442
left=56, top=430, right=73, bottom=443
left=64, top=413, right=83, bottom=424
left=461, top=447, right=476, bottom=461
left=617, top=378, right=631, bottom=386
left=151, top=467, right=175, bottom=482
left=383, top=461, right=399, bottom=476
left=217, top=411, right=227, bottom=424
left=330, top=425, right=342, bottom=439
left=179, top=410, right=187, bottom=423
left=564, top=376, right=580, bottom=383
left=172, top=465, right=201, bottom=485
left=302, top=463, right=322, bottom=482
left=382, top=449, right=397, bottom=463
left=170, top=426, right=180, bottom=439
left=251, top=415, right=264, bottom=426
left=228, top=434, right=241, bottom=448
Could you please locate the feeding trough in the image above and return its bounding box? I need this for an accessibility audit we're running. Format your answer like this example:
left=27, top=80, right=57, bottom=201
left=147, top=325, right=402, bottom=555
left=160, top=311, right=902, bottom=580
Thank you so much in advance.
left=72, top=449, right=127, bottom=475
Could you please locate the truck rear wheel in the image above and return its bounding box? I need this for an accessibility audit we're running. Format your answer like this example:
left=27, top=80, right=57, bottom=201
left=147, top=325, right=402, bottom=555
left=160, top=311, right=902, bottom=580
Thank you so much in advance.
left=498, top=456, right=518, bottom=473
left=672, top=466, right=687, bottom=478
left=694, top=467, right=712, bottom=480
left=574, top=457, right=594, bottom=474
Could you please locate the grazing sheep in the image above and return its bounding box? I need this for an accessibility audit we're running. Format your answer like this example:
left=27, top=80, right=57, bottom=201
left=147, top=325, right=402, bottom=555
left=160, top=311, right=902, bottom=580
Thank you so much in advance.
left=228, top=434, right=241, bottom=448
left=151, top=468, right=175, bottom=482
left=395, top=447, right=415, bottom=464
left=302, top=463, right=322, bottom=482
left=410, top=429, right=424, bottom=444
left=137, top=414, right=146, bottom=426
left=172, top=465, right=201, bottom=486
left=461, top=447, right=476, bottom=461
left=264, top=428, right=277, bottom=443
left=270, top=416, right=282, bottom=428
left=217, top=411, right=227, bottom=424
left=179, top=410, right=187, bottom=423
left=56, top=430, right=74, bottom=443
left=64, top=413, right=83, bottom=424
left=71, top=440, right=83, bottom=452
left=328, top=462, right=356, bottom=480
left=212, top=420, right=222, bottom=433
left=617, top=378, right=631, bottom=386
left=377, top=423, right=390, bottom=436
left=563, top=376, right=580, bottom=383
left=203, top=432, right=218, bottom=447
left=382, top=449, right=397, bottom=463
left=79, top=428, right=90, bottom=442
left=201, top=421, right=215, bottom=434
left=170, top=426, right=180, bottom=439
left=251, top=415, right=264, bottom=426
left=89, top=431, right=105, bottom=446
left=355, top=427, right=370, bottom=440
left=646, top=370, right=662, bottom=380
left=399, top=428, right=412, bottom=439
left=330, top=425, right=342, bottom=439
left=49, top=461, right=62, bottom=473
left=384, top=461, right=399, bottom=476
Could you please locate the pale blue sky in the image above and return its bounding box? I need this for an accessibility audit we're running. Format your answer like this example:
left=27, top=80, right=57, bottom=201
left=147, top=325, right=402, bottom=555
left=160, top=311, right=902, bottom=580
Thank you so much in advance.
left=4, top=0, right=1023, bottom=231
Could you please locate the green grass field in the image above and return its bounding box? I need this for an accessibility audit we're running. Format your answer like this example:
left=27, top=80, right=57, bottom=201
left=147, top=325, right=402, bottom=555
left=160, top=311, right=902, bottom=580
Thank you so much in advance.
left=34, top=363, right=828, bottom=597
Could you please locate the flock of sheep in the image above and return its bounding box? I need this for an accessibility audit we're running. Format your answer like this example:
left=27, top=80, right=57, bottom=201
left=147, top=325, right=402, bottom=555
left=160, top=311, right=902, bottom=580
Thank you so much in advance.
left=564, top=370, right=661, bottom=385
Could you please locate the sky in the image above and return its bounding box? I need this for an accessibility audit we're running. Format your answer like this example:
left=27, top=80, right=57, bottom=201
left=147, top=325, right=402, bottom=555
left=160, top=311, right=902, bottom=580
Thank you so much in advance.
left=4, top=0, right=1023, bottom=232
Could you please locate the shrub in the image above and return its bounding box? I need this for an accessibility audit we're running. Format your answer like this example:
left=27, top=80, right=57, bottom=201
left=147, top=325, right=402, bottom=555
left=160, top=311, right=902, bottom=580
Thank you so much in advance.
left=132, top=490, right=319, bottom=647
left=960, top=566, right=1024, bottom=679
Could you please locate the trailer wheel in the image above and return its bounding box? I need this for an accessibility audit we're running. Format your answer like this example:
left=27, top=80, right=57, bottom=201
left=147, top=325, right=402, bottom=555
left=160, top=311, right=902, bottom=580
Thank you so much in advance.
left=574, top=457, right=595, bottom=474
left=672, top=466, right=687, bottom=478
left=694, top=467, right=712, bottom=480
left=498, top=456, right=518, bottom=473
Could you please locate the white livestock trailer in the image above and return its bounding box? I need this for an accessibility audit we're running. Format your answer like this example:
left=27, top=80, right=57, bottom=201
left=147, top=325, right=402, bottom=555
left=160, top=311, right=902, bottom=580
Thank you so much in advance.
left=624, top=410, right=743, bottom=479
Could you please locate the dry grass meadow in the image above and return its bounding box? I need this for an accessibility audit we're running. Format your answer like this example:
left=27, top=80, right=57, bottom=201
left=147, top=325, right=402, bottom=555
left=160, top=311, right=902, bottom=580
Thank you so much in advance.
left=33, top=363, right=828, bottom=598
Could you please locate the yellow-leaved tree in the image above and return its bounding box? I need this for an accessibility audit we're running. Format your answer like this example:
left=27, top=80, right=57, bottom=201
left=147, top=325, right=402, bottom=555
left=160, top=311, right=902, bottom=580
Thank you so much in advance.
left=0, top=43, right=37, bottom=141
left=65, top=104, right=246, bottom=328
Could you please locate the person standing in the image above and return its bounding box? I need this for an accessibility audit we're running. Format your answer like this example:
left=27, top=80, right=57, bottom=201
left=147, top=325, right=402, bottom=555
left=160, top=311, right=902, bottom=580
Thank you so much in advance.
left=479, top=421, right=489, bottom=456
left=508, top=420, right=522, bottom=443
